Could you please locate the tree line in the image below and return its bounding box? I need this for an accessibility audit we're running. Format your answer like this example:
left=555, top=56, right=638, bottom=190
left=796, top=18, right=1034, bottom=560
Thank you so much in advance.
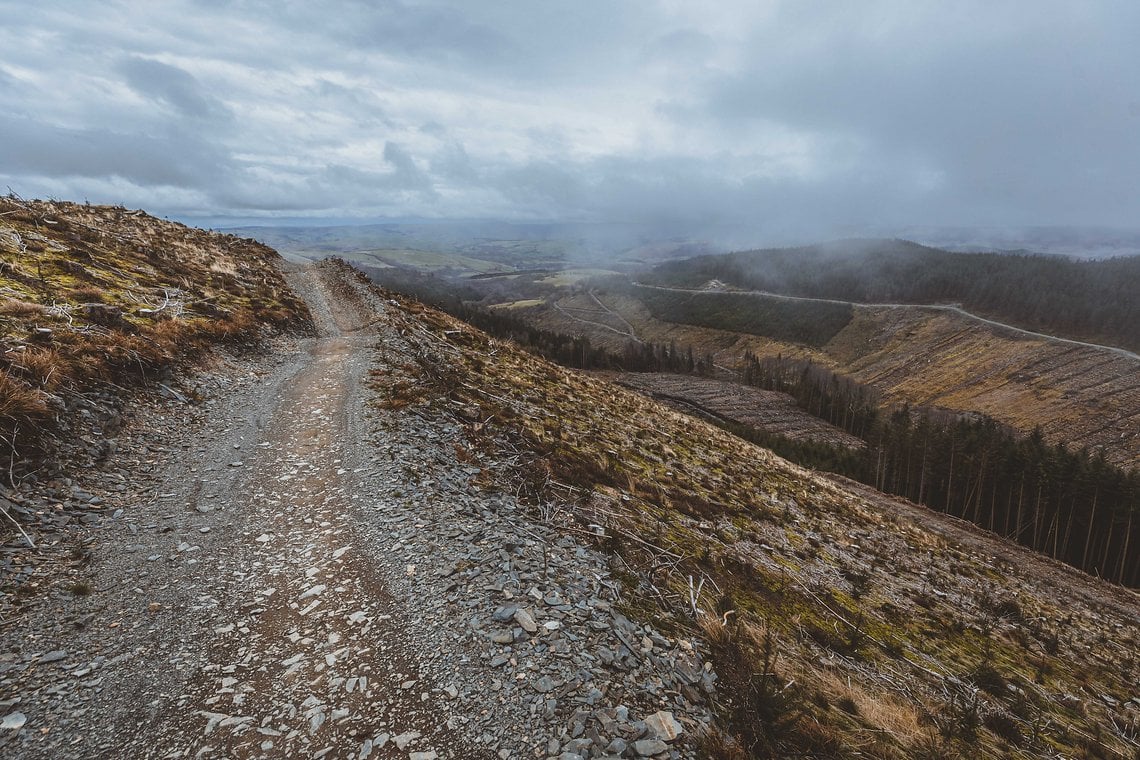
left=648, top=239, right=1140, bottom=351
left=866, top=408, right=1137, bottom=585
left=739, top=353, right=880, bottom=439
left=735, top=353, right=1139, bottom=586
left=631, top=284, right=853, bottom=348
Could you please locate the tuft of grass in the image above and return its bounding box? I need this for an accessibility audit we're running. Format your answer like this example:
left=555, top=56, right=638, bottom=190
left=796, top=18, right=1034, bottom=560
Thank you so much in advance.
left=0, top=369, right=50, bottom=425
left=967, top=662, right=1007, bottom=697
left=982, top=710, right=1023, bottom=746
left=11, top=347, right=70, bottom=390
left=67, top=285, right=107, bottom=303
left=0, top=297, right=44, bottom=316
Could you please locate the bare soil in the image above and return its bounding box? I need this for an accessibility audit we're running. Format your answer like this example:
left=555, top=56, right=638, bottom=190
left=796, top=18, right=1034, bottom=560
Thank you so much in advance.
left=609, top=373, right=865, bottom=449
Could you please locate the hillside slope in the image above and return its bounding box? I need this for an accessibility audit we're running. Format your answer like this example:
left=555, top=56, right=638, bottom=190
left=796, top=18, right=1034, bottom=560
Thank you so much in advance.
left=0, top=196, right=310, bottom=469
left=528, top=287, right=1140, bottom=469
left=2, top=227, right=1136, bottom=759
left=829, top=305, right=1140, bottom=466
left=355, top=264, right=1139, bottom=758
left=2, top=259, right=720, bottom=759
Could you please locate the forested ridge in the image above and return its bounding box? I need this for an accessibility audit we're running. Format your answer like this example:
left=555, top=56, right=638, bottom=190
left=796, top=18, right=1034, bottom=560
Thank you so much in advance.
left=648, top=239, right=1140, bottom=351
left=632, top=284, right=853, bottom=348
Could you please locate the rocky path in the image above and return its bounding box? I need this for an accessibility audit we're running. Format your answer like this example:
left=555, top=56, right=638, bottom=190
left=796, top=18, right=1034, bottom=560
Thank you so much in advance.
left=1, top=263, right=712, bottom=759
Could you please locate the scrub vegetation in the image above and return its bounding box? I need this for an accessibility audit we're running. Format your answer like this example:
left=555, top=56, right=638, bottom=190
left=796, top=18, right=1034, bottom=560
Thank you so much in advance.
left=0, top=195, right=310, bottom=468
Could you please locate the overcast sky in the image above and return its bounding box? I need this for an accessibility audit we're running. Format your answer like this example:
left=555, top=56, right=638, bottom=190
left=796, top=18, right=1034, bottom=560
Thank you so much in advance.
left=2, top=1, right=1138, bottom=234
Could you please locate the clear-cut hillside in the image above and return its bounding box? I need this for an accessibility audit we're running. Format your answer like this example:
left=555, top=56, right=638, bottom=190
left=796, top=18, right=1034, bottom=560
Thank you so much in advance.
left=356, top=263, right=1140, bottom=758
left=831, top=305, right=1140, bottom=468
left=530, top=288, right=1140, bottom=469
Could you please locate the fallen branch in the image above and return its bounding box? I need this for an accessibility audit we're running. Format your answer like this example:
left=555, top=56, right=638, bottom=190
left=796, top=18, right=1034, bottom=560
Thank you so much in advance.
left=0, top=494, right=36, bottom=549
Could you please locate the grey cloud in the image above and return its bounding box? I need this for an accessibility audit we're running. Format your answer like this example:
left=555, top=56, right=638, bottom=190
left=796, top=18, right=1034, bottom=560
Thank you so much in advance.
left=524, top=127, right=572, bottom=157
left=382, top=142, right=436, bottom=195
left=348, top=1, right=514, bottom=65
left=0, top=115, right=232, bottom=189
left=685, top=3, right=1140, bottom=225
left=2, top=1, right=1139, bottom=232
left=211, top=152, right=440, bottom=213
left=641, top=28, right=717, bottom=67
left=224, top=0, right=518, bottom=75
left=118, top=56, right=232, bottom=122
left=311, top=79, right=390, bottom=125
left=431, top=142, right=479, bottom=183
left=492, top=161, right=587, bottom=216
left=476, top=148, right=946, bottom=234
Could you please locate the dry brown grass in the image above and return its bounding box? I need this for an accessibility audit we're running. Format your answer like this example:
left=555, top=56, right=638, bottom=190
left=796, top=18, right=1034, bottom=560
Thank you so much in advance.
left=67, top=285, right=106, bottom=303
left=200, top=312, right=259, bottom=343
left=0, top=369, right=50, bottom=426
left=0, top=297, right=44, bottom=316
left=9, top=347, right=70, bottom=390
left=808, top=665, right=926, bottom=749
left=0, top=195, right=312, bottom=467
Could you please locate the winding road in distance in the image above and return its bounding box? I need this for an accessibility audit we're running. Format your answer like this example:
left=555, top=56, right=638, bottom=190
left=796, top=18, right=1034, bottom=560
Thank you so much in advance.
left=630, top=282, right=1140, bottom=363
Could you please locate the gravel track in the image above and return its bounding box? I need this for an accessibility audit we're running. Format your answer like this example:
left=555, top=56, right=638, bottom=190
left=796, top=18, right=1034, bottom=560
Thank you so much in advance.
left=1, top=263, right=710, bottom=759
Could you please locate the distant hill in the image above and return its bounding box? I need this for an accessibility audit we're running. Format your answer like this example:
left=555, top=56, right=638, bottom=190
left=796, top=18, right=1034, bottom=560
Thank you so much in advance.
left=647, top=239, right=1140, bottom=352
left=225, top=220, right=722, bottom=276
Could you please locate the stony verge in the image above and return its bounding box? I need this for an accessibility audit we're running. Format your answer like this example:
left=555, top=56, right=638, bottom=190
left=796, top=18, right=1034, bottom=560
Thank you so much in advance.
left=350, top=293, right=716, bottom=759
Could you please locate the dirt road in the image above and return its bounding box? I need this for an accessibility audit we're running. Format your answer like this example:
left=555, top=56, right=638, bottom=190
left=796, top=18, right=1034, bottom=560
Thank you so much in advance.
left=0, top=265, right=481, bottom=758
